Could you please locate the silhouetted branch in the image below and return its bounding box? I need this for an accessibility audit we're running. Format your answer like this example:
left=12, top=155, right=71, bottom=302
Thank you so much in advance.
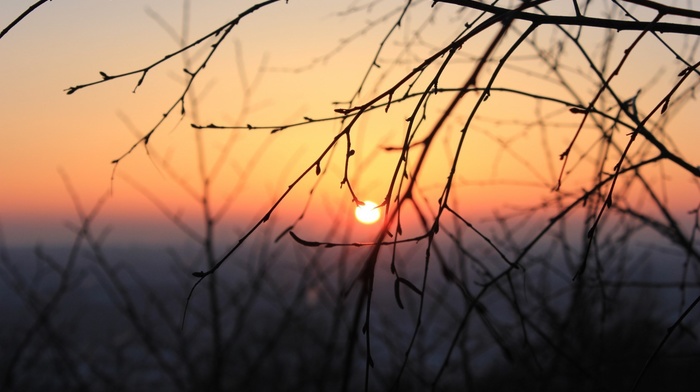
left=0, top=0, right=50, bottom=40
left=437, top=0, right=700, bottom=34
left=632, top=293, right=700, bottom=391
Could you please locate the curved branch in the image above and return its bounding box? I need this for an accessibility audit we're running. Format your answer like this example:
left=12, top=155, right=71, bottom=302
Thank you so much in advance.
left=437, top=0, right=700, bottom=35
left=0, top=0, right=51, bottom=41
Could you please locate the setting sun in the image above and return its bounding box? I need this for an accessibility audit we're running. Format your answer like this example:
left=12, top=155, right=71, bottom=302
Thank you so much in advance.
left=355, top=200, right=380, bottom=225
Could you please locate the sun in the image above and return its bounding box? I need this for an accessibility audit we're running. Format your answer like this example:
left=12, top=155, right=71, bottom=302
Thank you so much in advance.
left=355, top=200, right=381, bottom=225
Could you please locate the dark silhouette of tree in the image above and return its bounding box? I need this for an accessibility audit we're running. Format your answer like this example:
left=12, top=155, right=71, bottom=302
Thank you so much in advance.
left=2, top=1, right=699, bottom=391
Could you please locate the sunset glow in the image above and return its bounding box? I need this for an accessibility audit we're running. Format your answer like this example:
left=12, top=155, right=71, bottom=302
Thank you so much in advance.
left=0, top=0, right=697, bottom=248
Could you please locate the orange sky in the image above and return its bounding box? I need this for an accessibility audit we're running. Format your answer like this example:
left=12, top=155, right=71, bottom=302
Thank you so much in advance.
left=1, top=0, right=698, bottom=246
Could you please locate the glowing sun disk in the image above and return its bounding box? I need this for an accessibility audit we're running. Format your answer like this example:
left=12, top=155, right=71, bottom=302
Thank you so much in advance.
left=355, top=200, right=380, bottom=224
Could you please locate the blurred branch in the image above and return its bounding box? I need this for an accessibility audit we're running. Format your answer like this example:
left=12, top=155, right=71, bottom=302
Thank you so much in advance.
left=632, top=293, right=700, bottom=391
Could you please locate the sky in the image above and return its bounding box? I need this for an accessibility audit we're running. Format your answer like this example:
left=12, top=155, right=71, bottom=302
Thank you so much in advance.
left=1, top=0, right=699, bottom=247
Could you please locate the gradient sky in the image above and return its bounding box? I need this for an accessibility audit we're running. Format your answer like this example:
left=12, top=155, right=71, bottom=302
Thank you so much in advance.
left=1, top=0, right=699, bottom=246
